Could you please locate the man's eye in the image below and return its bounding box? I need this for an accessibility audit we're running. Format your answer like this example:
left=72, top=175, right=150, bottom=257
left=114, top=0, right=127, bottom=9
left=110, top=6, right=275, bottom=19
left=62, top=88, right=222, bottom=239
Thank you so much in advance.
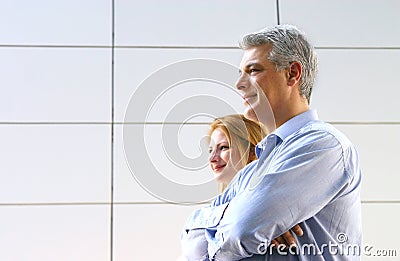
left=250, top=68, right=259, bottom=73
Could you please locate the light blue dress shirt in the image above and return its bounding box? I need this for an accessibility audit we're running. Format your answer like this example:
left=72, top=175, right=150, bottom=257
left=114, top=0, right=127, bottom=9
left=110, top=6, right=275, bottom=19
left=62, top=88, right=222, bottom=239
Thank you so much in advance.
left=183, top=110, right=362, bottom=260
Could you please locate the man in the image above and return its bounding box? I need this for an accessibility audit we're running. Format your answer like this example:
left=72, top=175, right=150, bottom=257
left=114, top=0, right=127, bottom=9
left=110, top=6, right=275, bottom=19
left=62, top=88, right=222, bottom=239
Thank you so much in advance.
left=183, top=24, right=362, bottom=260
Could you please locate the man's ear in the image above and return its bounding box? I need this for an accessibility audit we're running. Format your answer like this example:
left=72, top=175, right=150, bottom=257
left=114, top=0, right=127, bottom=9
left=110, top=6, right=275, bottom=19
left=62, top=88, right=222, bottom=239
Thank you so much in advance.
left=287, top=61, right=302, bottom=87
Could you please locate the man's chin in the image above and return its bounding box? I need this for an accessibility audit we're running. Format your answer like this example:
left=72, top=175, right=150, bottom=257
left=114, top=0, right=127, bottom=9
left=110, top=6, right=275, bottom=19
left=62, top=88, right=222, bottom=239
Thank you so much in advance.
left=244, top=107, right=259, bottom=122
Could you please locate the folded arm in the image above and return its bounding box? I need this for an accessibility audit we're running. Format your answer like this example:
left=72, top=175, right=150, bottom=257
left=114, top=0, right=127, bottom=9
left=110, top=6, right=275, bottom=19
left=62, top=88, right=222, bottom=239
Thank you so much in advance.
left=209, top=131, right=352, bottom=260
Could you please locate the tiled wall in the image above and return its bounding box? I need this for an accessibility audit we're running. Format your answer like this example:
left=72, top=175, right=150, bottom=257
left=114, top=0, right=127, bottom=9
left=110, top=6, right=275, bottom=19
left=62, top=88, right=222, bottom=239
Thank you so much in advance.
left=1, top=0, right=399, bottom=260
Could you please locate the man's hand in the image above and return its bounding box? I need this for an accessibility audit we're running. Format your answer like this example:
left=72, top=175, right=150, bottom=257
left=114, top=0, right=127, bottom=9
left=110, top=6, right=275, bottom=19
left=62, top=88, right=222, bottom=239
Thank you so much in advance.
left=271, top=224, right=303, bottom=249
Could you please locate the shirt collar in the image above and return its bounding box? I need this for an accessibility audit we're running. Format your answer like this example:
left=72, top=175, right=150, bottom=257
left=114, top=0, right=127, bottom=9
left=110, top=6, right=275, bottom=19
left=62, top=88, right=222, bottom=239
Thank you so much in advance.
left=255, top=109, right=319, bottom=156
left=274, top=109, right=319, bottom=141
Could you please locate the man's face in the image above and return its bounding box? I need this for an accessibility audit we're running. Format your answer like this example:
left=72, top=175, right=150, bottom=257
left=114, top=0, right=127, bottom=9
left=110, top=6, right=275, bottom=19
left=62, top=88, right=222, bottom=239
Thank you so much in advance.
left=235, top=44, right=289, bottom=127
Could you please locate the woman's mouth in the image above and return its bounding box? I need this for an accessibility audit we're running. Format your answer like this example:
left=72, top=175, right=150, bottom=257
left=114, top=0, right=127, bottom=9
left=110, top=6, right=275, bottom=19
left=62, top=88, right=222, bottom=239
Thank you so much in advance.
left=213, top=164, right=226, bottom=173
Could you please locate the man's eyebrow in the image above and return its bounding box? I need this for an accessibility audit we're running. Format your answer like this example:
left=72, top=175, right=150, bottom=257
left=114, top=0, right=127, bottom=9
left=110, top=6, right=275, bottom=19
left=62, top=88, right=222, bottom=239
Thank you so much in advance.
left=245, top=62, right=260, bottom=68
left=239, top=62, right=261, bottom=74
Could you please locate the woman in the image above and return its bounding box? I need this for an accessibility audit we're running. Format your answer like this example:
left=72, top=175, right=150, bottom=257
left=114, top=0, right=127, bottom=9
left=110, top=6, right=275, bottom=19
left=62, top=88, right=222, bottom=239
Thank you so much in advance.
left=207, top=114, right=267, bottom=193
left=181, top=114, right=267, bottom=260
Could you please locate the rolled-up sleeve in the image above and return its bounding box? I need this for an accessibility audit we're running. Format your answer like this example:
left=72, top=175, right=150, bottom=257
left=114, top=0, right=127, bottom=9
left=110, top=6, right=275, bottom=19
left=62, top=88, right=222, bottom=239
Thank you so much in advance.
left=181, top=228, right=208, bottom=261
left=184, top=202, right=230, bottom=231
left=181, top=202, right=229, bottom=260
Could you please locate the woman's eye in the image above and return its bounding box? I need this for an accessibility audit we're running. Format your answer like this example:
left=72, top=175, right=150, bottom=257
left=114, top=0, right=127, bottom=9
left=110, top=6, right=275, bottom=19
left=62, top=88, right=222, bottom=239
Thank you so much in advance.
left=220, top=145, right=230, bottom=150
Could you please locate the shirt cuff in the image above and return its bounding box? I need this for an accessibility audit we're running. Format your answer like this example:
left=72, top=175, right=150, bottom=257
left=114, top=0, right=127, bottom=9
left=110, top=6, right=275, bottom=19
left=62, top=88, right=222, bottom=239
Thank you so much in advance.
left=184, top=202, right=229, bottom=230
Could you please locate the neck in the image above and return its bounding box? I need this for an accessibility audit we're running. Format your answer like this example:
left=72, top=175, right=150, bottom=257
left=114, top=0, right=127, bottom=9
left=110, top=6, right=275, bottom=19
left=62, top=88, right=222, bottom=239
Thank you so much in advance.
left=274, top=99, right=309, bottom=128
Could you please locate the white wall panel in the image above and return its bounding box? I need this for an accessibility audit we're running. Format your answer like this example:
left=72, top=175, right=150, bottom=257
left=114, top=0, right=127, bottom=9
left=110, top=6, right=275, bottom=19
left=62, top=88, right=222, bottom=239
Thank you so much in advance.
left=0, top=0, right=111, bottom=45
left=311, top=50, right=400, bottom=122
left=0, top=205, right=110, bottom=261
left=114, top=48, right=400, bottom=124
left=0, top=125, right=110, bottom=203
left=114, top=49, right=245, bottom=122
left=362, top=204, right=400, bottom=259
left=114, top=124, right=162, bottom=202
left=0, top=48, right=111, bottom=122
left=113, top=204, right=207, bottom=261
left=115, top=0, right=276, bottom=46
left=335, top=125, right=400, bottom=201
left=279, top=0, right=400, bottom=47
left=114, top=124, right=220, bottom=203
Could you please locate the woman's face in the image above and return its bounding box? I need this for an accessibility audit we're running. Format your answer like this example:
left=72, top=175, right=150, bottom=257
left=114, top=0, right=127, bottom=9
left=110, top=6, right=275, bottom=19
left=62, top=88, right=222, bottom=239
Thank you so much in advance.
left=208, top=128, right=242, bottom=186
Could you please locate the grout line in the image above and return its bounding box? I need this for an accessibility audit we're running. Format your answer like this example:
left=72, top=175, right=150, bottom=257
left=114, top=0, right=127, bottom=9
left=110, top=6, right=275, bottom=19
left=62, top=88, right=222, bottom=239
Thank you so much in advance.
left=125, top=121, right=400, bottom=125
left=110, top=0, right=116, bottom=260
left=1, top=121, right=400, bottom=125
left=0, top=202, right=112, bottom=207
left=0, top=44, right=238, bottom=49
left=0, top=122, right=113, bottom=125
left=361, top=201, right=400, bottom=204
left=115, top=45, right=239, bottom=49
left=1, top=44, right=400, bottom=50
left=0, top=44, right=111, bottom=48
left=0, top=202, right=208, bottom=207
left=0, top=201, right=398, bottom=207
left=328, top=122, right=400, bottom=125
left=315, top=46, right=400, bottom=50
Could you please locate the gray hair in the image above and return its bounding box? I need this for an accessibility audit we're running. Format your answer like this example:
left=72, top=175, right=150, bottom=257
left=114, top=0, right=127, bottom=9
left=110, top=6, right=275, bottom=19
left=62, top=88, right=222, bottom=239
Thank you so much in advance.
left=239, top=24, right=318, bottom=104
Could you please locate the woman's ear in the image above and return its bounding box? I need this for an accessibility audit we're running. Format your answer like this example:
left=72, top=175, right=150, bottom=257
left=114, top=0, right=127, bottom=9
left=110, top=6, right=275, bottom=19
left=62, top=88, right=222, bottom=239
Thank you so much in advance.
left=287, top=61, right=302, bottom=87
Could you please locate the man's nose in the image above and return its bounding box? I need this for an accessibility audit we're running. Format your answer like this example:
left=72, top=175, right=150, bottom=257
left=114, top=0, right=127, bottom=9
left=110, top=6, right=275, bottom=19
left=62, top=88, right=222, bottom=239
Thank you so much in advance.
left=235, top=72, right=249, bottom=91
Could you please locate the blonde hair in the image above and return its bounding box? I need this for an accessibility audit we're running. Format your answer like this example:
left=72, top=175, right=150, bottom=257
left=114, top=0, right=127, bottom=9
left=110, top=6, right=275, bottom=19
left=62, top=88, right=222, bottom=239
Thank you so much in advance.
left=207, top=114, right=267, bottom=193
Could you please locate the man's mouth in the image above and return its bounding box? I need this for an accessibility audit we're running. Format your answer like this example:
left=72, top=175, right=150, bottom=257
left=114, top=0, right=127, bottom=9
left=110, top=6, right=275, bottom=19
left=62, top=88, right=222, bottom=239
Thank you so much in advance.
left=243, top=93, right=257, bottom=103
